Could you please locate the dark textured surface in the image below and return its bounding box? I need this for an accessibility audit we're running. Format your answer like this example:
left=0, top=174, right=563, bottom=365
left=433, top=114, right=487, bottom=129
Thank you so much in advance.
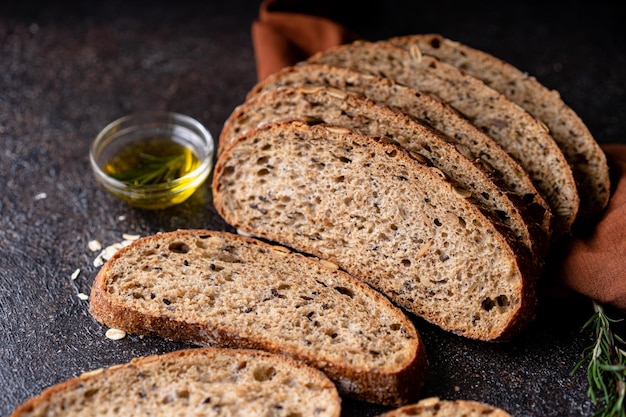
left=1, top=1, right=625, bottom=416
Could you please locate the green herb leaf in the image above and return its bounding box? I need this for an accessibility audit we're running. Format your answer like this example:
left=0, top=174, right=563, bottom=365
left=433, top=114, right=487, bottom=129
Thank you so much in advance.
left=108, top=152, right=189, bottom=186
left=573, top=301, right=626, bottom=417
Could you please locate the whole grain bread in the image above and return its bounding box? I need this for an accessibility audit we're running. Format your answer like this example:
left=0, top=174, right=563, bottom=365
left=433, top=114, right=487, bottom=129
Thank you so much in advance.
left=306, top=40, right=579, bottom=237
left=388, top=33, right=610, bottom=223
left=376, top=397, right=511, bottom=417
left=245, top=63, right=552, bottom=240
left=212, top=120, right=537, bottom=341
left=10, top=347, right=342, bottom=417
left=89, top=229, right=427, bottom=406
left=220, top=84, right=548, bottom=259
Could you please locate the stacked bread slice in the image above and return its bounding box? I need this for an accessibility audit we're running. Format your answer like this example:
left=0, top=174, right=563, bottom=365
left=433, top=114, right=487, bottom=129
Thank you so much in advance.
left=89, top=230, right=427, bottom=406
left=213, top=34, right=610, bottom=343
left=376, top=397, right=511, bottom=417
left=10, top=348, right=343, bottom=417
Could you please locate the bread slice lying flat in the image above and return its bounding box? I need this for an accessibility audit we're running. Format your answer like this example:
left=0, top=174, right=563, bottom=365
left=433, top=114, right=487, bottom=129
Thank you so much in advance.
left=89, top=230, right=427, bottom=406
left=376, top=397, right=511, bottom=417
left=10, top=347, right=342, bottom=417
left=307, top=40, right=579, bottom=237
left=213, top=120, right=537, bottom=341
left=220, top=84, right=547, bottom=260
left=388, top=33, right=610, bottom=223
left=245, top=63, right=552, bottom=242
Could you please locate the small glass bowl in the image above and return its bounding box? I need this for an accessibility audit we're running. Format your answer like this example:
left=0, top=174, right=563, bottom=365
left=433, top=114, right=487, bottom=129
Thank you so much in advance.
left=89, top=111, right=214, bottom=210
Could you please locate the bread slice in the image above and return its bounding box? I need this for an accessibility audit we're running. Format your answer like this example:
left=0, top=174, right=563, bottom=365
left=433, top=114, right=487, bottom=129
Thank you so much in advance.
left=89, top=229, right=427, bottom=406
left=307, top=40, right=579, bottom=237
left=212, top=120, right=537, bottom=341
left=10, top=347, right=342, bottom=417
left=388, top=33, right=610, bottom=223
left=220, top=84, right=547, bottom=259
left=246, top=63, right=550, bottom=227
left=376, top=397, right=511, bottom=417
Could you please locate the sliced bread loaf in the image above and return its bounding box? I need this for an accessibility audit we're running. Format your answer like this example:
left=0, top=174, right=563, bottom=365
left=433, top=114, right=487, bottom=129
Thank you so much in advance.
left=376, top=397, right=511, bottom=417
left=212, top=120, right=537, bottom=341
left=11, top=347, right=342, bottom=417
left=220, top=84, right=547, bottom=259
left=388, top=33, right=610, bottom=222
left=89, top=229, right=427, bottom=406
left=245, top=63, right=551, bottom=238
left=306, top=40, right=579, bottom=237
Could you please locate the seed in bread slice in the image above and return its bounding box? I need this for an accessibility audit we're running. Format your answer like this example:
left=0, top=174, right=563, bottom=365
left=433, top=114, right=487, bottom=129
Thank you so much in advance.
left=245, top=63, right=551, bottom=241
left=307, top=40, right=579, bottom=238
left=212, top=120, right=537, bottom=341
left=220, top=84, right=547, bottom=260
left=376, top=397, right=511, bottom=417
left=10, top=347, right=342, bottom=417
left=89, top=230, right=427, bottom=406
left=388, top=33, right=610, bottom=223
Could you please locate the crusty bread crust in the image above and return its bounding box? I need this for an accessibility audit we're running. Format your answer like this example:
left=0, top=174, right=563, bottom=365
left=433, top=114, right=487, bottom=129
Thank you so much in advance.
left=388, top=33, right=610, bottom=223
left=220, top=84, right=548, bottom=260
left=89, top=230, right=427, bottom=406
left=376, top=397, right=511, bottom=416
left=11, top=348, right=342, bottom=417
left=307, top=40, right=579, bottom=237
left=213, top=120, right=537, bottom=342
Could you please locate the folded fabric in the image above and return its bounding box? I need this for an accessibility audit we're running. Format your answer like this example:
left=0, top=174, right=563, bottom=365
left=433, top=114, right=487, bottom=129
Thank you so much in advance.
left=252, top=0, right=360, bottom=81
left=250, top=0, right=626, bottom=313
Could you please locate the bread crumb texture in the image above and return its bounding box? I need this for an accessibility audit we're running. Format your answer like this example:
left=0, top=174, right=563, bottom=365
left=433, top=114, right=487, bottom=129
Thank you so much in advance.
left=12, top=348, right=341, bottom=417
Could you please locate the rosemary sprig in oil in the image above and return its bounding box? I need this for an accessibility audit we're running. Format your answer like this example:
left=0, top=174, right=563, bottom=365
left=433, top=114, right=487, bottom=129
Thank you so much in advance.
left=573, top=301, right=626, bottom=417
left=108, top=152, right=192, bottom=186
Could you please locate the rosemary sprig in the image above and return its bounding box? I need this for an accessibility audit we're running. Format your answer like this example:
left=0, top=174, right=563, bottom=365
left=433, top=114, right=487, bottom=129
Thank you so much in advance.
left=572, top=301, right=626, bottom=417
left=109, top=152, right=190, bottom=186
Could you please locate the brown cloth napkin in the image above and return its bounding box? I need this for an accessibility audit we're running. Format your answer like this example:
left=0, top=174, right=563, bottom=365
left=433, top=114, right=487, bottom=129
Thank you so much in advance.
left=250, top=0, right=626, bottom=313
left=252, top=0, right=360, bottom=81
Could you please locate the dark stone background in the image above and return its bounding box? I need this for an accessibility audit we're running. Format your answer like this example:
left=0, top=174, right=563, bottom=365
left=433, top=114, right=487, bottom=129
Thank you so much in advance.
left=1, top=1, right=624, bottom=416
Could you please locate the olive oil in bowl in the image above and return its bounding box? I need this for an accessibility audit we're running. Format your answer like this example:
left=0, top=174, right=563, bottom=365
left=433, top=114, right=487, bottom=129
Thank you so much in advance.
left=90, top=112, right=214, bottom=210
left=104, top=139, right=199, bottom=187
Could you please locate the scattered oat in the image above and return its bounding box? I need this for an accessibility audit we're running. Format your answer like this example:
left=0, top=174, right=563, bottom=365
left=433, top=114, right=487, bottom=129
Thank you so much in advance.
left=102, top=243, right=122, bottom=259
left=420, top=397, right=440, bottom=407
left=88, top=240, right=102, bottom=252
left=118, top=215, right=126, bottom=221
left=454, top=385, right=460, bottom=392
left=71, top=268, right=80, bottom=280
left=416, top=240, right=434, bottom=260
left=271, top=245, right=291, bottom=255
left=319, top=259, right=339, bottom=271
left=77, top=292, right=89, bottom=301
left=93, top=243, right=120, bottom=267
left=34, top=192, right=47, bottom=200
left=93, top=234, right=141, bottom=267
left=81, top=368, right=104, bottom=378
left=105, top=328, right=127, bottom=341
